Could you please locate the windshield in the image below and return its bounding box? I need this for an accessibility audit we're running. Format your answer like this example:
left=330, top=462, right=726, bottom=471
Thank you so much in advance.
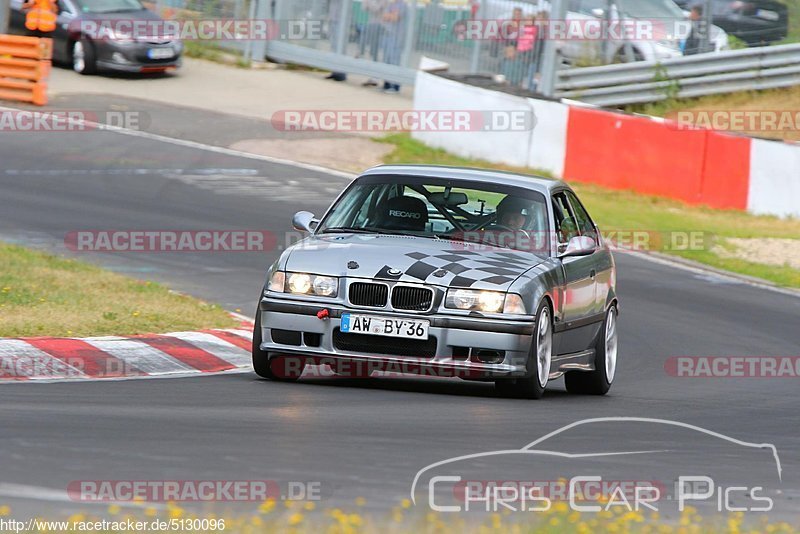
left=318, top=175, right=550, bottom=255
left=73, top=0, right=144, bottom=13
left=616, top=0, right=684, bottom=19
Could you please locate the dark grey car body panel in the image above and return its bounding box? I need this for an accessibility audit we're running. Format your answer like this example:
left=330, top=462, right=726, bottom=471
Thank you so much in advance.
left=259, top=165, right=617, bottom=378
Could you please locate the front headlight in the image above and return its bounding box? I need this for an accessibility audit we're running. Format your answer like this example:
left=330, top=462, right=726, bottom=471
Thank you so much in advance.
left=268, top=271, right=338, bottom=297
left=445, top=289, right=526, bottom=314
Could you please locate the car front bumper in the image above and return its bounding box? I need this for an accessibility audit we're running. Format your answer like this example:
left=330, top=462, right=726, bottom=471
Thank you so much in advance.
left=95, top=40, right=182, bottom=73
left=258, top=296, right=535, bottom=378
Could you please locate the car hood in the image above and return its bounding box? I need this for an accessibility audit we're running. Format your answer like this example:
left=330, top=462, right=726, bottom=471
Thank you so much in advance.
left=284, top=233, right=545, bottom=291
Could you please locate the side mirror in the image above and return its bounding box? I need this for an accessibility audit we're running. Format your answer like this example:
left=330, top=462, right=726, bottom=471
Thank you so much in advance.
left=292, top=211, right=319, bottom=233
left=560, top=235, right=597, bottom=258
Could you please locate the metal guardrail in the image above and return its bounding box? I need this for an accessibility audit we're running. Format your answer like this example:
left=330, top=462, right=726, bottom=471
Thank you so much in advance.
left=267, top=41, right=418, bottom=87
left=555, top=43, right=800, bottom=107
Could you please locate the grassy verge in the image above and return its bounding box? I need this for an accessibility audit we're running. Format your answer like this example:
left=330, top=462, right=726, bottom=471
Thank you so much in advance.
left=0, top=242, right=236, bottom=338
left=376, top=134, right=800, bottom=289
left=625, top=85, right=800, bottom=143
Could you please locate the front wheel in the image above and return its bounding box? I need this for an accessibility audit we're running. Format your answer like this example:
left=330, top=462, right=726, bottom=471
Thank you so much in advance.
left=565, top=304, right=618, bottom=395
left=252, top=309, right=305, bottom=381
left=72, top=38, right=97, bottom=75
left=495, top=301, right=552, bottom=399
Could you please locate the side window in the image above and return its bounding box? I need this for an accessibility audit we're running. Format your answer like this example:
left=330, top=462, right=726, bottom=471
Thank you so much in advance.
left=552, top=192, right=579, bottom=250
left=565, top=191, right=597, bottom=241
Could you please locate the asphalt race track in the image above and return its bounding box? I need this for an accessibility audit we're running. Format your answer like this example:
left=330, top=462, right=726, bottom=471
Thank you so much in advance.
left=1, top=108, right=799, bottom=523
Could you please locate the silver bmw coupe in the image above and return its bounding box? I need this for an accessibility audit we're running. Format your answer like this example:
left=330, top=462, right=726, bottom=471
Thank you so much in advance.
left=253, top=165, right=619, bottom=399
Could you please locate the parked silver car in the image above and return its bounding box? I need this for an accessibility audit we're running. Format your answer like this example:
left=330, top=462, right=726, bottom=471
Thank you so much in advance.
left=253, top=165, right=619, bottom=399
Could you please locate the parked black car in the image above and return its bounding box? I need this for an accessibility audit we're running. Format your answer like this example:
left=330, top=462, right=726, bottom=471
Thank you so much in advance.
left=8, top=0, right=182, bottom=74
left=674, top=0, right=789, bottom=45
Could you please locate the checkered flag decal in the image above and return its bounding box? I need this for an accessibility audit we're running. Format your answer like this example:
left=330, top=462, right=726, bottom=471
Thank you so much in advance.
left=374, top=250, right=534, bottom=288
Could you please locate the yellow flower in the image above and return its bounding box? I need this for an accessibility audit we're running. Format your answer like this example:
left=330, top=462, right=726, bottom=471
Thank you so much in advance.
left=348, top=514, right=362, bottom=526
left=288, top=512, right=303, bottom=526
left=251, top=516, right=263, bottom=526
left=401, top=498, right=411, bottom=509
left=553, top=501, right=569, bottom=514
left=132, top=311, right=140, bottom=317
left=107, top=504, right=121, bottom=515
left=354, top=496, right=366, bottom=507
left=168, top=506, right=184, bottom=519
left=303, top=501, right=316, bottom=511
left=0, top=506, right=10, bottom=516
left=144, top=507, right=157, bottom=517
left=259, top=498, right=276, bottom=514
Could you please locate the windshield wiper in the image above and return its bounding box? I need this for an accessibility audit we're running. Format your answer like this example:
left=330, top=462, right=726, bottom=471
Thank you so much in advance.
left=320, top=227, right=385, bottom=234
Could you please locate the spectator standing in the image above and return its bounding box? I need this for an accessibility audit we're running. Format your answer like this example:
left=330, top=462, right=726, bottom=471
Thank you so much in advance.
left=499, top=8, right=524, bottom=84
left=360, top=0, right=387, bottom=87
left=525, top=11, right=547, bottom=92
left=381, top=0, right=407, bottom=93
left=682, top=3, right=704, bottom=56
left=514, top=13, right=538, bottom=88
left=327, top=0, right=348, bottom=82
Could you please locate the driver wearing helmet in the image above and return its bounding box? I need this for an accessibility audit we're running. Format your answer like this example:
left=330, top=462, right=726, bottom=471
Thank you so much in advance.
left=495, top=195, right=529, bottom=231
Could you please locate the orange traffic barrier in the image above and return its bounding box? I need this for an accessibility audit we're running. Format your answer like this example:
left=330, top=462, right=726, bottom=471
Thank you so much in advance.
left=0, top=34, right=53, bottom=106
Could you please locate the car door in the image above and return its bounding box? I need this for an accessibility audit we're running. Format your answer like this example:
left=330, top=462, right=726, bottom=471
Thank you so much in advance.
left=52, top=0, right=76, bottom=63
left=564, top=189, right=613, bottom=317
left=552, top=190, right=598, bottom=354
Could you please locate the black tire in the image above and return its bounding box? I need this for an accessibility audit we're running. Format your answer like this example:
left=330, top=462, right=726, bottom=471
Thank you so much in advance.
left=72, top=37, right=97, bottom=75
left=495, top=300, right=552, bottom=399
left=252, top=309, right=305, bottom=381
left=565, top=305, right=618, bottom=395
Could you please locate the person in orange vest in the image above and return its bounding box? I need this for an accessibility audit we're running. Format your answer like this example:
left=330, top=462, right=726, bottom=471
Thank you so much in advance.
left=23, top=0, right=58, bottom=34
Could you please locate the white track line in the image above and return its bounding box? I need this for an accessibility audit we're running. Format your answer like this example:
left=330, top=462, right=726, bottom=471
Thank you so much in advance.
left=0, top=105, right=356, bottom=180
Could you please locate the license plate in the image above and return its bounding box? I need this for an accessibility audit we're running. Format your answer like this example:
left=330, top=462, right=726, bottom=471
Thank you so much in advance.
left=147, top=47, right=174, bottom=59
left=340, top=313, right=429, bottom=340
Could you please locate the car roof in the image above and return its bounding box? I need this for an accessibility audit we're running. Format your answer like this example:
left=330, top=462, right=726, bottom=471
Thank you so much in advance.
left=359, top=165, right=569, bottom=196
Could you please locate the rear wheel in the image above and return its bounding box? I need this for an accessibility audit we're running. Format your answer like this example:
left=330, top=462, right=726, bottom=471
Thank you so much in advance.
left=495, top=301, right=552, bottom=399
left=565, top=305, right=618, bottom=395
left=252, top=309, right=305, bottom=381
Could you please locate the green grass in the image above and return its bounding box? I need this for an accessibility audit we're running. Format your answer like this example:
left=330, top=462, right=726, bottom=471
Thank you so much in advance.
left=778, top=0, right=800, bottom=43
left=625, top=85, right=800, bottom=143
left=0, top=242, right=237, bottom=337
left=376, top=134, right=800, bottom=289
